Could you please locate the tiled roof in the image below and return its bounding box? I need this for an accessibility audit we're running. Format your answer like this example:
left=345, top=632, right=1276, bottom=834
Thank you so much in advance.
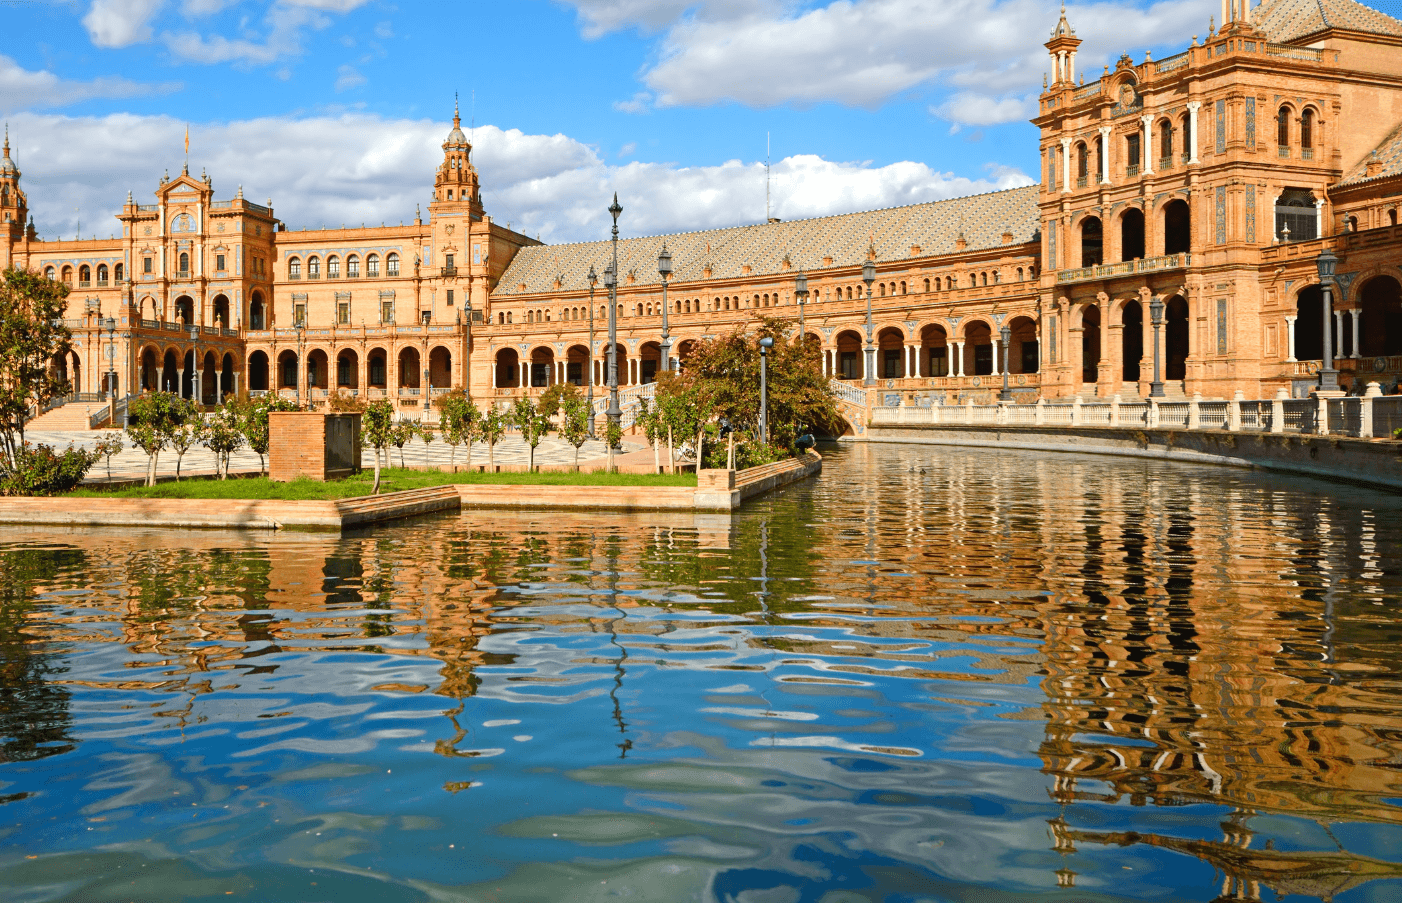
left=1336, top=119, right=1402, bottom=186
left=490, top=185, right=1039, bottom=297
left=1254, top=0, right=1402, bottom=43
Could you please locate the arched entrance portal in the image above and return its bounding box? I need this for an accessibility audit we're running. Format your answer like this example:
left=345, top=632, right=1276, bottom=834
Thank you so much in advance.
left=1165, top=296, right=1189, bottom=381
left=1359, top=275, right=1402, bottom=357
left=1081, top=305, right=1102, bottom=385
left=1122, top=300, right=1143, bottom=382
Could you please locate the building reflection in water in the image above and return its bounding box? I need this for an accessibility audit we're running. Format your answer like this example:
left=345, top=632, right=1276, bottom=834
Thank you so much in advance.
left=3, top=445, right=1401, bottom=899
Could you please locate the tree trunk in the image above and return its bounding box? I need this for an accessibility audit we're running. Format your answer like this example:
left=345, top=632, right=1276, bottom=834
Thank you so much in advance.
left=488, top=441, right=495, bottom=470
left=449, top=442, right=456, bottom=467
left=696, top=429, right=703, bottom=473
left=529, top=442, right=535, bottom=473
left=667, top=426, right=674, bottom=475
left=466, top=436, right=473, bottom=469
left=653, top=433, right=660, bottom=474
left=149, top=450, right=159, bottom=487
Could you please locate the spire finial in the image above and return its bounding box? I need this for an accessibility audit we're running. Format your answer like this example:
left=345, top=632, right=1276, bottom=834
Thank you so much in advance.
left=2, top=123, right=8, bottom=158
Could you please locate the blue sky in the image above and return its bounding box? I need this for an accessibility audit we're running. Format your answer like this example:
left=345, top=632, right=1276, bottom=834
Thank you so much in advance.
left=3, top=0, right=1216, bottom=243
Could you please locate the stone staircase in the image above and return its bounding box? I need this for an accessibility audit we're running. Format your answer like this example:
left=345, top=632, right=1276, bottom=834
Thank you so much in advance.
left=27, top=401, right=106, bottom=431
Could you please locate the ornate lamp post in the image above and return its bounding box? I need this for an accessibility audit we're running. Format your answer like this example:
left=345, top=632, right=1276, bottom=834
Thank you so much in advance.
left=295, top=324, right=304, bottom=406
left=1316, top=248, right=1340, bottom=393
left=794, top=271, right=809, bottom=346
left=189, top=325, right=200, bottom=404
left=462, top=297, right=472, bottom=399
left=999, top=323, right=1013, bottom=401
left=102, top=316, right=117, bottom=400
left=587, top=265, right=597, bottom=436
left=605, top=194, right=623, bottom=438
left=759, top=336, right=774, bottom=444
left=658, top=244, right=673, bottom=373
left=862, top=259, right=876, bottom=386
left=421, top=309, right=432, bottom=417
left=1149, top=295, right=1165, bottom=398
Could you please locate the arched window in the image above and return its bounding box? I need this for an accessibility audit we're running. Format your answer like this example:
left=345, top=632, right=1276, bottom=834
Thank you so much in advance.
left=1076, top=143, right=1088, bottom=183
left=1126, top=133, right=1141, bottom=175
left=1278, top=106, right=1291, bottom=147
left=96, top=265, right=108, bottom=284
left=637, top=303, right=643, bottom=316
left=44, top=266, right=55, bottom=280
left=545, top=310, right=551, bottom=322
left=387, top=253, right=400, bottom=276
left=993, top=271, right=1001, bottom=284
left=1391, top=209, right=1399, bottom=226
left=308, top=256, right=321, bottom=278
left=178, top=253, right=189, bottom=275
left=900, top=281, right=907, bottom=294
left=79, top=265, right=91, bottom=285
left=114, top=264, right=124, bottom=282
left=1301, top=108, right=1314, bottom=150
left=367, top=254, right=380, bottom=277
left=946, top=276, right=954, bottom=290
left=878, top=284, right=885, bottom=297
left=981, top=272, right=988, bottom=286
left=1347, top=216, right=1359, bottom=232
left=289, top=257, right=301, bottom=278
left=1160, top=120, right=1172, bottom=162
left=347, top=255, right=359, bottom=278
left=923, top=278, right=930, bottom=292
left=327, top=255, right=340, bottom=278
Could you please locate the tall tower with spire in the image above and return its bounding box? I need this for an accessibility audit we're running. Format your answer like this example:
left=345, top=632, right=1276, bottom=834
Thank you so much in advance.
left=0, top=125, right=30, bottom=270
left=432, top=99, right=484, bottom=219
left=1045, top=5, right=1081, bottom=87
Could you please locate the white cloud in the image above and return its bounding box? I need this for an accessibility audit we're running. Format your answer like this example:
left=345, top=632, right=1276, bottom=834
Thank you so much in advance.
left=613, top=92, right=653, bottom=114
left=83, top=0, right=166, bottom=48
left=569, top=0, right=1213, bottom=123
left=163, top=3, right=331, bottom=64
left=284, top=0, right=373, bottom=10
left=7, top=112, right=1032, bottom=245
left=933, top=92, right=1037, bottom=127
left=0, top=55, right=179, bottom=114
left=334, top=64, right=365, bottom=91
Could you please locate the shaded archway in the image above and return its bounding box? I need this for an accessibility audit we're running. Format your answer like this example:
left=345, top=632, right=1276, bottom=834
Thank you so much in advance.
left=1081, top=216, right=1103, bottom=267
left=398, top=347, right=422, bottom=389
left=1165, top=296, right=1189, bottom=381
left=1295, top=286, right=1324, bottom=361
left=1120, top=208, right=1145, bottom=261
left=368, top=348, right=388, bottom=389
left=175, top=295, right=195, bottom=326
left=201, top=350, right=218, bottom=404
left=307, top=349, right=329, bottom=393
left=920, top=324, right=949, bottom=377
left=141, top=346, right=161, bottom=391
left=250, top=292, right=266, bottom=330
left=639, top=341, right=661, bottom=384
left=566, top=344, right=590, bottom=386
left=220, top=353, right=236, bottom=401
left=1122, top=300, right=1143, bottom=381
left=1359, top=275, right=1402, bottom=357
left=429, top=346, right=452, bottom=389
left=530, top=346, right=555, bottom=388
left=1081, top=304, right=1102, bottom=384
left=877, top=327, right=905, bottom=379
left=835, top=329, right=863, bottom=380
left=965, top=321, right=993, bottom=377
left=1007, top=316, right=1039, bottom=374
left=277, top=350, right=299, bottom=392
left=248, top=351, right=269, bottom=392
left=162, top=349, right=180, bottom=393
left=212, top=294, right=231, bottom=329
left=495, top=348, right=519, bottom=388
left=1163, top=200, right=1190, bottom=255
left=337, top=349, right=360, bottom=389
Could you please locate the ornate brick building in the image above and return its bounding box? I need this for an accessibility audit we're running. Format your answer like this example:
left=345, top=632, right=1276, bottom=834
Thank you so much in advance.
left=4, top=0, right=1402, bottom=428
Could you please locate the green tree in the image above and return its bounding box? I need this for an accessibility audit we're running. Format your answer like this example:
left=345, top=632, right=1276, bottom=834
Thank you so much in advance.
left=537, top=382, right=579, bottom=420
left=479, top=405, right=506, bottom=470
left=93, top=432, right=124, bottom=483
left=166, top=395, right=206, bottom=480
left=655, top=372, right=713, bottom=473
left=126, top=392, right=184, bottom=486
left=559, top=392, right=590, bottom=469
left=435, top=390, right=478, bottom=468
left=202, top=404, right=245, bottom=480
left=604, top=419, right=623, bottom=470
left=636, top=396, right=664, bottom=473
left=0, top=269, right=73, bottom=471
left=391, top=419, right=416, bottom=468
left=511, top=396, right=550, bottom=472
left=235, top=393, right=298, bottom=475
left=361, top=399, right=395, bottom=494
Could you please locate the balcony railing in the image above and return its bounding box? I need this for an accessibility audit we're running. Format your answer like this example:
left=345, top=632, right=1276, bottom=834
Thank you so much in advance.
left=96, top=280, right=108, bottom=287
left=78, top=281, right=91, bottom=288
left=1056, top=252, right=1192, bottom=285
left=175, top=271, right=190, bottom=281
left=1126, top=164, right=1140, bottom=177
left=289, top=273, right=301, bottom=280
left=441, top=266, right=458, bottom=277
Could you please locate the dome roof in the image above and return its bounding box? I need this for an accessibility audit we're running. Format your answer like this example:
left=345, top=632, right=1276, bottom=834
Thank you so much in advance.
left=445, top=124, right=468, bottom=146
left=0, top=155, right=16, bottom=175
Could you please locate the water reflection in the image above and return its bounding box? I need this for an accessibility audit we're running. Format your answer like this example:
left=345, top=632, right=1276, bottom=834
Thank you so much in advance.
left=0, top=444, right=1400, bottom=901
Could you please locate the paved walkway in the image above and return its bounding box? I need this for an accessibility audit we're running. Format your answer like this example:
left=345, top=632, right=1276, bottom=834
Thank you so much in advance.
left=25, top=430, right=644, bottom=484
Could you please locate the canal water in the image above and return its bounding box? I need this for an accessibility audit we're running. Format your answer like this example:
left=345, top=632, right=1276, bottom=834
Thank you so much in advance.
left=2, top=444, right=1401, bottom=902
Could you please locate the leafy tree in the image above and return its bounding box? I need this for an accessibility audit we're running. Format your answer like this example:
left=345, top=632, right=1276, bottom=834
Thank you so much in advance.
left=391, top=419, right=416, bottom=469
left=511, top=396, right=550, bottom=472
left=0, top=269, right=73, bottom=471
left=604, top=419, right=623, bottom=470
left=655, top=372, right=713, bottom=472
left=235, top=393, right=298, bottom=475
left=126, top=392, right=184, bottom=486
left=636, top=396, right=664, bottom=473
left=479, top=405, right=506, bottom=470
left=202, top=404, right=245, bottom=480
left=560, top=393, right=590, bottom=469
left=328, top=388, right=367, bottom=413
left=361, top=400, right=395, bottom=494
left=166, top=395, right=207, bottom=480
left=537, top=382, right=580, bottom=419
left=93, top=432, right=124, bottom=483
left=436, top=390, right=478, bottom=468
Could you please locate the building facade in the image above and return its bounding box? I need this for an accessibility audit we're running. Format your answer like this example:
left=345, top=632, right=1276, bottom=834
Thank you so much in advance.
left=4, top=0, right=1402, bottom=428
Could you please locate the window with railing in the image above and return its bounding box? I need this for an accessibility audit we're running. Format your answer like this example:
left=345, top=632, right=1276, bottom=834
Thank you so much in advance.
left=367, top=254, right=379, bottom=277
left=387, top=253, right=400, bottom=277
left=289, top=258, right=301, bottom=279
left=348, top=256, right=359, bottom=278
left=337, top=302, right=350, bottom=325
left=308, top=257, right=320, bottom=279
left=381, top=301, right=393, bottom=324
left=328, top=256, right=340, bottom=279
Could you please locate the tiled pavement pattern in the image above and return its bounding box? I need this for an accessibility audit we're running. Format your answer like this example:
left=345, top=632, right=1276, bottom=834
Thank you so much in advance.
left=25, top=430, right=643, bottom=484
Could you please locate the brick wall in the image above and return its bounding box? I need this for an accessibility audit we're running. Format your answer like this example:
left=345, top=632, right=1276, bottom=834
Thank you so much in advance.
left=269, top=412, right=362, bottom=481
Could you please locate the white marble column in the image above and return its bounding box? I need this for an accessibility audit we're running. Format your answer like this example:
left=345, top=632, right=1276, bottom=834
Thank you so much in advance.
left=1069, top=51, right=1077, bottom=83
left=1334, top=310, right=1345, bottom=359
left=1351, top=309, right=1362, bottom=358
left=520, top=361, right=528, bottom=388
left=1057, top=50, right=1066, bottom=83
left=1186, top=101, right=1201, bottom=163
left=1060, top=138, right=1072, bottom=193
left=1285, top=315, right=1298, bottom=362
left=903, top=344, right=912, bottom=378
left=1315, top=198, right=1325, bottom=238
left=991, top=336, right=1001, bottom=379
left=1141, top=115, right=1155, bottom=174
left=956, top=342, right=967, bottom=377
left=1098, top=126, right=1112, bottom=184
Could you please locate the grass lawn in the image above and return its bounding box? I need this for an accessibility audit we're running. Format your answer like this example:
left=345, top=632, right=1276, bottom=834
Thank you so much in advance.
left=69, top=468, right=698, bottom=501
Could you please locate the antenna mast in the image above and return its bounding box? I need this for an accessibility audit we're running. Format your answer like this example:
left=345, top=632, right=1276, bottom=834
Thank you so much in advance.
left=765, top=132, right=771, bottom=222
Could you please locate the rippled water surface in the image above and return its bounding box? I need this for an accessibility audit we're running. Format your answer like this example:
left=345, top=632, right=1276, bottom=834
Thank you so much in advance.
left=3, top=444, right=1402, bottom=902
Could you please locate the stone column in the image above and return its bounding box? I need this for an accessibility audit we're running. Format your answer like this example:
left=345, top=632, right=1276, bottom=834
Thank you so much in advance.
left=1186, top=102, right=1201, bottom=164
left=955, top=342, right=967, bottom=377
left=520, top=360, right=527, bottom=389
left=1098, top=126, right=1112, bottom=184
left=1060, top=138, right=1072, bottom=193
left=1350, top=309, right=1362, bottom=358
left=991, top=335, right=1001, bottom=379
left=1315, top=198, right=1325, bottom=238
left=1334, top=310, right=1345, bottom=360
left=1069, top=50, right=1077, bottom=83
left=1285, top=315, right=1298, bottom=362
left=904, top=344, right=912, bottom=378
left=1141, top=115, right=1155, bottom=174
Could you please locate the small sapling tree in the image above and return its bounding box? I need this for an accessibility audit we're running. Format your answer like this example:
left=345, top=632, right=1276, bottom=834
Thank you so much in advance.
left=511, top=396, right=550, bottom=472
left=362, top=400, right=395, bottom=494
left=480, top=405, right=506, bottom=470
left=560, top=393, right=590, bottom=469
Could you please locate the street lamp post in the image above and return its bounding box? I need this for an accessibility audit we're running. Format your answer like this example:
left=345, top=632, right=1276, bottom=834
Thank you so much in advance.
left=658, top=245, right=673, bottom=373
left=1149, top=296, right=1165, bottom=398
left=587, top=265, right=597, bottom=436
left=1316, top=248, right=1340, bottom=393
left=421, top=309, right=432, bottom=417
left=759, top=336, right=773, bottom=445
left=102, top=317, right=117, bottom=400
left=999, top=323, right=1013, bottom=402
left=862, top=259, right=877, bottom=386
left=794, top=272, right=809, bottom=347
left=605, top=193, right=623, bottom=440
left=295, top=325, right=304, bottom=407
left=189, top=325, right=200, bottom=405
